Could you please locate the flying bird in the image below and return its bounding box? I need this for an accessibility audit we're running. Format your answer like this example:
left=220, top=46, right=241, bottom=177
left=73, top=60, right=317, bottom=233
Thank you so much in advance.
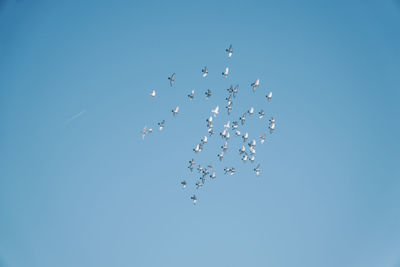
left=201, top=136, right=208, bottom=144
left=266, top=91, right=272, bottom=101
left=222, top=67, right=229, bottom=77
left=233, top=85, right=239, bottom=97
left=181, top=180, right=187, bottom=189
left=158, top=120, right=165, bottom=131
left=254, top=164, right=260, bottom=176
left=191, top=195, right=197, bottom=204
left=260, top=133, right=266, bottom=144
left=168, top=73, right=175, bottom=86
left=212, top=106, right=219, bottom=117
left=172, top=106, right=179, bottom=116
left=188, top=90, right=195, bottom=100
left=248, top=107, right=254, bottom=116
left=225, top=44, right=233, bottom=58
left=205, top=89, right=212, bottom=99
left=141, top=126, right=147, bottom=139
left=258, top=110, right=265, bottom=119
left=150, top=90, right=156, bottom=98
left=242, top=132, right=249, bottom=142
left=251, top=78, right=260, bottom=92
left=188, top=159, right=195, bottom=172
left=202, top=66, right=208, bottom=77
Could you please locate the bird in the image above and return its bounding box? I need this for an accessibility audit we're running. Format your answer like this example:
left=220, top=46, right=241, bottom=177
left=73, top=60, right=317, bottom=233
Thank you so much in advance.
left=202, top=66, right=208, bottom=77
left=258, top=110, right=265, bottom=119
left=201, top=136, right=208, bottom=144
left=260, top=133, right=266, bottom=144
left=147, top=127, right=153, bottom=134
left=218, top=151, right=225, bottom=161
left=141, top=126, right=147, bottom=139
left=181, top=180, right=187, bottom=189
left=249, top=139, right=256, bottom=147
left=269, top=122, right=275, bottom=134
left=222, top=67, right=229, bottom=77
left=266, top=91, right=272, bottom=101
left=210, top=171, right=216, bottom=179
left=251, top=78, right=260, bottom=92
left=172, top=106, right=179, bottom=116
left=150, top=90, right=156, bottom=98
left=212, top=106, right=219, bottom=117
left=188, top=90, right=195, bottom=100
left=196, top=181, right=203, bottom=189
left=232, top=121, right=239, bottom=130
left=205, top=89, right=212, bottom=99
left=242, top=132, right=249, bottom=142
left=168, top=73, right=175, bottom=86
left=233, top=85, right=239, bottom=97
left=193, top=144, right=201, bottom=153
left=235, top=130, right=241, bottom=137
left=158, top=120, right=165, bottom=131
left=221, top=141, right=228, bottom=152
left=208, top=128, right=215, bottom=136
left=239, top=145, right=246, bottom=154
left=248, top=107, right=254, bottom=116
left=191, top=195, right=197, bottom=204
left=188, top=159, right=195, bottom=172
left=225, top=44, right=233, bottom=58
left=197, top=165, right=204, bottom=173
left=254, top=164, right=260, bottom=176
left=249, top=146, right=256, bottom=155
left=242, top=153, right=248, bottom=163
left=224, top=121, right=231, bottom=130
left=250, top=155, right=255, bottom=163
left=240, top=113, right=246, bottom=125
left=227, top=85, right=234, bottom=94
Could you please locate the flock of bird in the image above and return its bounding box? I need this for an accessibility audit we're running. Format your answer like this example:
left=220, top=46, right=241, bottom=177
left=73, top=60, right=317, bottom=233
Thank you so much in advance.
left=141, top=44, right=277, bottom=205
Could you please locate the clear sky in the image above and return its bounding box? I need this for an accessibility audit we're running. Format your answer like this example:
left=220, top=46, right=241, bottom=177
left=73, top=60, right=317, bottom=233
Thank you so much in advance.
left=1, top=0, right=399, bottom=266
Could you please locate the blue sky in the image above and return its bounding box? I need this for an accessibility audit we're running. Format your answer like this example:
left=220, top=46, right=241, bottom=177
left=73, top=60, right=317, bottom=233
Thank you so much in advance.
left=0, top=0, right=399, bottom=266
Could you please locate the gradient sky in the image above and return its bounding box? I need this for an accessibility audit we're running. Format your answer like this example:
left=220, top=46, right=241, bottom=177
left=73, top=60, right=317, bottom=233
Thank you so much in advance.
left=1, top=1, right=399, bottom=266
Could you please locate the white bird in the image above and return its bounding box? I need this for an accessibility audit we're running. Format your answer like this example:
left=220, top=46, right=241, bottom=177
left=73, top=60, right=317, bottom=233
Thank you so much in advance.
left=239, top=145, right=246, bottom=154
left=225, top=44, right=233, bottom=58
left=242, top=132, right=249, bottom=142
left=222, top=67, right=229, bottom=77
left=212, top=106, right=219, bottom=117
left=208, top=128, right=215, bottom=136
left=226, top=131, right=230, bottom=140
left=158, top=120, right=165, bottom=131
left=240, top=113, right=246, bottom=125
left=191, top=195, right=197, bottom=204
left=269, top=122, right=275, bottom=133
left=232, top=121, right=239, bottom=130
left=201, top=136, right=208, bottom=144
left=181, top=180, right=187, bottom=189
left=258, top=110, right=265, bottom=119
left=260, top=133, right=266, bottom=144
left=235, top=130, right=241, bottom=137
left=218, top=151, right=225, bottom=161
left=193, top=144, right=201, bottom=153
left=249, top=147, right=256, bottom=155
left=269, top=117, right=276, bottom=124
left=168, top=73, right=175, bottom=86
left=150, top=90, right=156, bottom=98
left=147, top=127, right=153, bottom=134
left=210, top=171, right=216, bottom=179
left=221, top=141, right=228, bottom=152
left=242, top=153, right=248, bottom=163
left=249, top=139, right=256, bottom=147
left=224, top=121, right=231, bottom=130
left=202, top=66, right=208, bottom=77
left=266, top=91, right=272, bottom=101
left=254, top=164, right=260, bottom=176
left=248, top=107, right=254, bottom=115
left=251, top=78, right=260, bottom=92
left=188, top=159, right=195, bottom=172
left=188, top=90, right=195, bottom=100
left=250, top=155, right=255, bottom=163
left=196, top=181, right=203, bottom=189
left=172, top=106, right=179, bottom=116
left=233, top=85, right=239, bottom=97
left=141, top=126, right=147, bottom=139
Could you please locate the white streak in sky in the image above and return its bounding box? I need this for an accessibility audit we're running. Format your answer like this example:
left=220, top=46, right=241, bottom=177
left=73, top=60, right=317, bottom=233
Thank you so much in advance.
left=64, top=110, right=86, bottom=125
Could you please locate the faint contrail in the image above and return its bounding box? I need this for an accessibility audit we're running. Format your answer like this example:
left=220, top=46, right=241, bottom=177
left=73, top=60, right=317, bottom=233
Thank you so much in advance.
left=64, top=109, right=86, bottom=125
